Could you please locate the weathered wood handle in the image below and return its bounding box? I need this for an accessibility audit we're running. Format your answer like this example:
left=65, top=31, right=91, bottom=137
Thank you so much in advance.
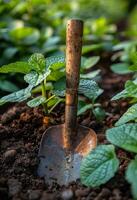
left=64, top=19, right=83, bottom=149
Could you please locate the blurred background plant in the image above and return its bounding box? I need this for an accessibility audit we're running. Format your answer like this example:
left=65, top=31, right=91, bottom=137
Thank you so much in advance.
left=0, top=0, right=137, bottom=96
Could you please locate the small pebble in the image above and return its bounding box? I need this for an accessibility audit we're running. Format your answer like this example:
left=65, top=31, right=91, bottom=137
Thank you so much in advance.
left=112, top=188, right=121, bottom=200
left=28, top=189, right=41, bottom=200
left=94, top=188, right=111, bottom=200
left=75, top=188, right=90, bottom=197
left=25, top=143, right=32, bottom=151
left=8, top=178, right=22, bottom=197
left=101, top=188, right=111, bottom=197
left=61, top=189, right=73, bottom=200
left=4, top=149, right=17, bottom=162
left=40, top=191, right=55, bottom=200
left=20, top=112, right=31, bottom=122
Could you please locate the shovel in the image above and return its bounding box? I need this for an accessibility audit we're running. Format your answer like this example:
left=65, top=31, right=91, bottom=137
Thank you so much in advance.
left=37, top=19, right=97, bottom=185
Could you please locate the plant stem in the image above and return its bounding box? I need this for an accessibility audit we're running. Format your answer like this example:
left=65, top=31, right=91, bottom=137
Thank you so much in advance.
left=49, top=98, right=62, bottom=114
left=44, top=95, right=55, bottom=104
left=41, top=81, right=48, bottom=115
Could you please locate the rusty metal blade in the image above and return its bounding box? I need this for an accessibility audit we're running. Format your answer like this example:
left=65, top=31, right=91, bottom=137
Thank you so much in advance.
left=37, top=124, right=97, bottom=185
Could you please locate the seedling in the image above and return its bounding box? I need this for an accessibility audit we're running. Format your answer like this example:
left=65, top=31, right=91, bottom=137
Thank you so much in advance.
left=90, top=17, right=116, bottom=40
left=0, top=52, right=103, bottom=121
left=111, top=41, right=137, bottom=74
left=80, top=70, right=137, bottom=199
left=0, top=53, right=65, bottom=118
left=111, top=57, right=137, bottom=126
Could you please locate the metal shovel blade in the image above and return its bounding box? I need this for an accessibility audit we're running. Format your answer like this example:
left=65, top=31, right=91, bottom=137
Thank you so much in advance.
left=37, top=124, right=97, bottom=185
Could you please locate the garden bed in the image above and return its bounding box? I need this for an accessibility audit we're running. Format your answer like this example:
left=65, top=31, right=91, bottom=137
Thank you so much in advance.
left=0, top=57, right=133, bottom=200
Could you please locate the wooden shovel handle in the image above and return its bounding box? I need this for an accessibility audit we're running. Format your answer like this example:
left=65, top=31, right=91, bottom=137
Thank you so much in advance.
left=64, top=19, right=83, bottom=149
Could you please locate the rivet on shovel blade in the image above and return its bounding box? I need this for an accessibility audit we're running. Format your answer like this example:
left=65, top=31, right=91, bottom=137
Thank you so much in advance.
left=37, top=19, right=97, bottom=185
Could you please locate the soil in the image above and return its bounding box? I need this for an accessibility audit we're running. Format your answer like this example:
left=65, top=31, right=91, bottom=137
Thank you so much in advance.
left=0, top=53, right=133, bottom=200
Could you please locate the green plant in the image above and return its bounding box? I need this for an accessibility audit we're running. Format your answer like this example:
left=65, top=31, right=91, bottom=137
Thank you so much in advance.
left=87, top=17, right=116, bottom=40
left=0, top=0, right=125, bottom=66
left=111, top=54, right=137, bottom=122
left=80, top=71, right=137, bottom=199
left=0, top=53, right=65, bottom=116
left=127, top=6, right=137, bottom=38
left=80, top=144, right=119, bottom=187
left=77, top=85, right=105, bottom=121
left=79, top=56, right=105, bottom=120
left=107, top=125, right=137, bottom=200
left=0, top=0, right=124, bottom=95
left=111, top=41, right=137, bottom=74
left=80, top=124, right=137, bottom=199
left=0, top=53, right=103, bottom=119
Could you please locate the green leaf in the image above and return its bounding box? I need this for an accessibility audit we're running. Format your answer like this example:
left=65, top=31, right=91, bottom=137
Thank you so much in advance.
left=106, top=123, right=137, bottom=153
left=47, top=70, right=65, bottom=81
left=24, top=69, right=51, bottom=87
left=0, top=99, right=6, bottom=106
left=0, top=86, right=32, bottom=105
left=28, top=53, right=46, bottom=73
left=126, top=156, right=137, bottom=200
left=111, top=90, right=127, bottom=101
left=52, top=77, right=65, bottom=97
left=78, top=100, right=87, bottom=110
left=80, top=145, right=119, bottom=187
left=130, top=51, right=137, bottom=64
left=77, top=103, right=93, bottom=116
left=10, top=27, right=40, bottom=45
left=125, top=80, right=137, bottom=98
left=82, top=44, right=102, bottom=54
left=47, top=96, right=60, bottom=107
left=129, top=64, right=137, bottom=72
left=43, top=36, right=60, bottom=51
left=81, top=56, right=100, bottom=70
left=32, top=83, right=53, bottom=93
left=79, top=79, right=103, bottom=101
left=3, top=47, right=18, bottom=59
left=24, top=71, right=39, bottom=86
left=111, top=63, right=131, bottom=74
left=80, top=70, right=100, bottom=79
left=52, top=89, right=65, bottom=97
left=46, top=55, right=65, bottom=70
left=112, top=80, right=137, bottom=101
left=0, top=80, right=19, bottom=92
left=113, top=41, right=130, bottom=51
left=93, top=107, right=106, bottom=121
left=27, top=96, right=46, bottom=107
left=115, top=104, right=137, bottom=126
left=53, top=77, right=65, bottom=91
left=0, top=62, right=31, bottom=74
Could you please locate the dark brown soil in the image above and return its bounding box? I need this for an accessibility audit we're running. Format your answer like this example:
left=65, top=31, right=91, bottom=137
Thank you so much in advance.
left=0, top=59, right=133, bottom=200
